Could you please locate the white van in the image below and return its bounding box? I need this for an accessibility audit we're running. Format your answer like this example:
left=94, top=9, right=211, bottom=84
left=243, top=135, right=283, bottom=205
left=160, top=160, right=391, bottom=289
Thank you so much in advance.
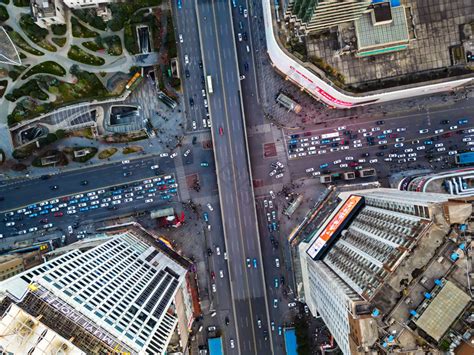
left=246, top=45, right=250, bottom=53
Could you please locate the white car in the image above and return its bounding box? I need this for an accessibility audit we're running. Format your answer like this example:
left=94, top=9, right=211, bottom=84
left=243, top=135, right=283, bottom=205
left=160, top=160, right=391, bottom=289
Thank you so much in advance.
left=219, top=270, right=224, bottom=278
left=216, top=247, right=221, bottom=255
left=192, top=120, right=197, bottom=130
left=269, top=170, right=277, bottom=177
left=179, top=34, right=183, bottom=43
left=435, top=143, right=444, bottom=148
left=78, top=203, right=87, bottom=207
left=28, top=227, right=38, bottom=232
left=408, top=153, right=417, bottom=157
left=378, top=140, right=387, bottom=145
left=264, top=199, right=268, bottom=208
left=416, top=146, right=425, bottom=151
left=183, top=149, right=191, bottom=157
left=237, top=32, right=242, bottom=41
left=230, top=339, right=235, bottom=349
left=369, top=159, right=378, bottom=163
left=404, top=148, right=413, bottom=153
left=419, top=129, right=429, bottom=134
left=395, top=137, right=405, bottom=142
left=312, top=171, right=321, bottom=176
left=288, top=302, right=297, bottom=308
left=318, top=150, right=327, bottom=154
left=159, top=152, right=169, bottom=158
left=74, top=194, right=83, bottom=199
left=305, top=167, right=314, bottom=173
left=363, top=132, right=372, bottom=137
left=51, top=207, right=59, bottom=212
left=394, top=143, right=404, bottom=148
left=358, top=159, right=366, bottom=163
left=371, top=127, right=380, bottom=132
left=333, top=159, right=341, bottom=165
left=434, top=129, right=444, bottom=134
left=170, top=152, right=178, bottom=159
left=337, top=126, right=346, bottom=131
left=463, top=137, right=472, bottom=142
left=121, top=160, right=130, bottom=164
left=17, top=208, right=26, bottom=214
left=67, top=210, right=77, bottom=215
left=207, top=203, right=214, bottom=211
left=5, top=222, right=15, bottom=227
left=100, top=203, right=109, bottom=208
left=124, top=198, right=133, bottom=203
left=448, top=150, right=457, bottom=155
left=353, top=143, right=362, bottom=148
left=243, top=8, right=248, bottom=17
left=184, top=54, right=189, bottom=64
left=202, top=118, right=207, bottom=128
left=383, top=129, right=392, bottom=134
left=43, top=223, right=53, bottom=229
left=339, top=163, right=348, bottom=168
left=437, top=147, right=446, bottom=152
left=275, top=173, right=284, bottom=179
left=212, top=283, right=216, bottom=293
left=408, top=157, right=417, bottom=162
left=358, top=128, right=367, bottom=133
left=145, top=199, right=153, bottom=203
left=450, top=125, right=458, bottom=130
left=151, top=165, right=159, bottom=169
left=112, top=200, right=121, bottom=205
left=345, top=156, right=354, bottom=161
left=396, top=127, right=406, bottom=132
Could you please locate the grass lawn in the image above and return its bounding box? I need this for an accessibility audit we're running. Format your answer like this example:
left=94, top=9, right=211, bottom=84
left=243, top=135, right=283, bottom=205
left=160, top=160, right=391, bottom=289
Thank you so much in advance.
left=51, top=37, right=67, bottom=47
left=13, top=0, right=29, bottom=6
left=68, top=45, right=105, bottom=66
left=71, top=17, right=99, bottom=38
left=68, top=146, right=98, bottom=163
left=7, top=30, right=44, bottom=56
left=122, top=145, right=143, bottom=154
left=98, top=147, right=118, bottom=159
left=21, top=61, right=66, bottom=80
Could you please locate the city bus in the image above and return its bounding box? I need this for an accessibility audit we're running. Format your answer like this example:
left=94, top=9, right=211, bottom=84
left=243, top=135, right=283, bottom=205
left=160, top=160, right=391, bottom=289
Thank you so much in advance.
left=206, top=75, right=213, bottom=94
left=321, top=132, right=340, bottom=139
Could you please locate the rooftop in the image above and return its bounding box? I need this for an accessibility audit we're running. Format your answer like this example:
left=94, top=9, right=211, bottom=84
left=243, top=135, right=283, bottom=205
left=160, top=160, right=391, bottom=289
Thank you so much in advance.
left=355, top=5, right=409, bottom=50
left=414, top=280, right=471, bottom=341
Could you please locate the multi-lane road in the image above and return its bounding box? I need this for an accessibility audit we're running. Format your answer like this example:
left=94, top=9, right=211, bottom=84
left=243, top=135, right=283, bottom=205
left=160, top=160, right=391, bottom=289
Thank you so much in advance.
left=195, top=0, right=273, bottom=354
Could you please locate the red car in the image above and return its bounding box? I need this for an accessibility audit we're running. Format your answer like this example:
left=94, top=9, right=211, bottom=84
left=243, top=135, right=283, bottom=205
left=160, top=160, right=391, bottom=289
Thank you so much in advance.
left=219, top=127, right=224, bottom=136
left=158, top=185, right=167, bottom=190
left=61, top=196, right=69, bottom=202
left=40, top=218, right=48, bottom=224
left=54, top=212, right=63, bottom=217
left=389, top=133, right=398, bottom=138
left=211, top=271, right=216, bottom=280
left=349, top=161, right=359, bottom=167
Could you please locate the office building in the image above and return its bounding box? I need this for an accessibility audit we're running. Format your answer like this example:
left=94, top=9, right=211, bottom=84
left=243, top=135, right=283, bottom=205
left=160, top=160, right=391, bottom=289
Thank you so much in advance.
left=285, top=0, right=372, bottom=33
left=0, top=229, right=190, bottom=354
left=299, top=188, right=473, bottom=354
left=0, top=251, right=43, bottom=281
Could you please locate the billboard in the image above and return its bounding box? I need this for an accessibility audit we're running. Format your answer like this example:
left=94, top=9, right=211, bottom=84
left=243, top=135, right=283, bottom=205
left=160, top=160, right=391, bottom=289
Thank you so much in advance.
left=306, top=195, right=363, bottom=259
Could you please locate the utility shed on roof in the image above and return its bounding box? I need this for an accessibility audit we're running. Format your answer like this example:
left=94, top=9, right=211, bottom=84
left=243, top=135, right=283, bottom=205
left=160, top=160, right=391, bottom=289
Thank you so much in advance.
left=150, top=207, right=174, bottom=219
left=414, top=280, right=470, bottom=341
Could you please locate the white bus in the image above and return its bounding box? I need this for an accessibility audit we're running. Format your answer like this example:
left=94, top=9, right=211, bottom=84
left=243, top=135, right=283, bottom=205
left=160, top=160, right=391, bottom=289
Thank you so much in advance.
left=321, top=132, right=340, bottom=139
left=206, top=75, right=213, bottom=94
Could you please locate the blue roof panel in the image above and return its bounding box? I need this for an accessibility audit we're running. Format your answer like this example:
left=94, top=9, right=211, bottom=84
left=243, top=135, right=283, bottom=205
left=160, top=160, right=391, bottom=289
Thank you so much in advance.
left=284, top=328, right=298, bottom=355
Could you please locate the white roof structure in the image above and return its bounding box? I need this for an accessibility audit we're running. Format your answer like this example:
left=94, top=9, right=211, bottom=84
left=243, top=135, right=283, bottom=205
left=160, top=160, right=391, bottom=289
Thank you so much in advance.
left=0, top=26, right=22, bottom=66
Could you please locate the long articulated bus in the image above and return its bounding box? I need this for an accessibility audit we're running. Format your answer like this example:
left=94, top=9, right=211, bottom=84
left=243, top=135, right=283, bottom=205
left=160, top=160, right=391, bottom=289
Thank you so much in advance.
left=321, top=132, right=340, bottom=139
left=206, top=75, right=213, bottom=94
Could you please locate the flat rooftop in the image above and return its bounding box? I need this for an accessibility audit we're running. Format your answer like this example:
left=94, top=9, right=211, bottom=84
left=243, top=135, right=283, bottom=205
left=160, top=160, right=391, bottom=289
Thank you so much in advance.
left=414, top=280, right=471, bottom=341
left=355, top=5, right=409, bottom=50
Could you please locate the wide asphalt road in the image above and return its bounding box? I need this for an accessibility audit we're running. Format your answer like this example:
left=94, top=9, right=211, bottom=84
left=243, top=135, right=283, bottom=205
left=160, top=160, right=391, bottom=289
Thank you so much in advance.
left=196, top=0, right=272, bottom=353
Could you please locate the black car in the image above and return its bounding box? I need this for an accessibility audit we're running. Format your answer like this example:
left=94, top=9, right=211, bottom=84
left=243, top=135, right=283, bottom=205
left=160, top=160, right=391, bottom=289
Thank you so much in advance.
left=244, top=62, right=249, bottom=71
left=441, top=119, right=450, bottom=124
left=379, top=145, right=388, bottom=150
left=376, top=120, right=385, bottom=125
left=331, top=142, right=339, bottom=147
left=189, top=98, right=194, bottom=106
left=225, top=317, right=230, bottom=325
left=192, top=136, right=197, bottom=144
left=198, top=60, right=203, bottom=68
left=376, top=152, right=384, bottom=157
left=123, top=171, right=132, bottom=177
left=185, top=69, right=190, bottom=78
left=242, top=32, right=248, bottom=41
left=361, top=152, right=370, bottom=157
left=80, top=180, right=88, bottom=186
left=40, top=175, right=50, bottom=180
left=207, top=248, right=213, bottom=256
left=50, top=185, right=58, bottom=190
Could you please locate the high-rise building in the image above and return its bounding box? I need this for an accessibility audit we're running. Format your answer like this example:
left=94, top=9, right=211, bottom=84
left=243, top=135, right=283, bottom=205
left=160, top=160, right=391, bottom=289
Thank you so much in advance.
left=0, top=229, right=190, bottom=355
left=285, top=0, right=372, bottom=33
left=299, top=188, right=473, bottom=354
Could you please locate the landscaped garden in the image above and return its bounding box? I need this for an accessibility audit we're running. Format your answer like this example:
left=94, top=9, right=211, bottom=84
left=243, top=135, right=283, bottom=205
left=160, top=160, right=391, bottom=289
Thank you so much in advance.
left=98, top=147, right=118, bottom=159
left=68, top=45, right=105, bottom=66
left=19, top=14, right=57, bottom=52
left=6, top=29, right=44, bottom=56
left=21, top=61, right=66, bottom=80
left=71, top=17, right=99, bottom=38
